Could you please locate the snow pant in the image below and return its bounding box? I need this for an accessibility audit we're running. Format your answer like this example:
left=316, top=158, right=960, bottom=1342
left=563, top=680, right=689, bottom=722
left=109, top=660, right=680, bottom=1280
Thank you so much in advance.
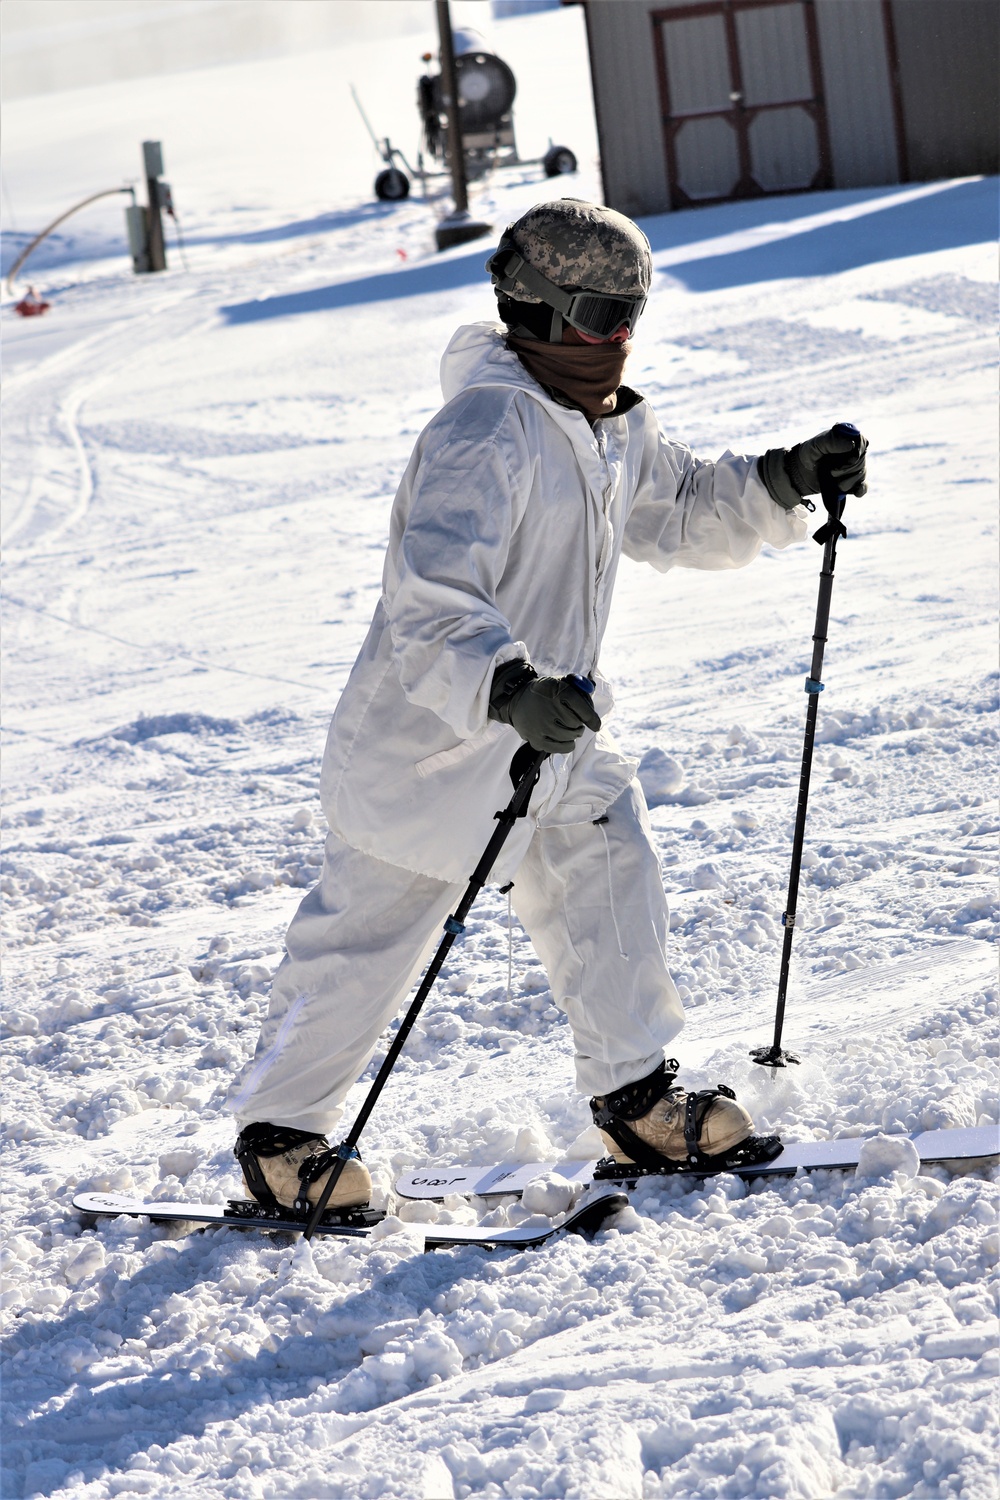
left=228, top=780, right=685, bottom=1136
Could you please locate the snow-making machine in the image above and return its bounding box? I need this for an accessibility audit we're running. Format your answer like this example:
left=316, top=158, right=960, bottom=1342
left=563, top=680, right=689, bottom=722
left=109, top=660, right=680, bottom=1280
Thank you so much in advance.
left=355, top=28, right=577, bottom=202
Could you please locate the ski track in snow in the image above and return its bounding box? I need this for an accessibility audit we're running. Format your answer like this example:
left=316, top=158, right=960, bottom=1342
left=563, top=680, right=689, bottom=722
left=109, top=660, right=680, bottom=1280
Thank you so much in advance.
left=2, top=16, right=998, bottom=1499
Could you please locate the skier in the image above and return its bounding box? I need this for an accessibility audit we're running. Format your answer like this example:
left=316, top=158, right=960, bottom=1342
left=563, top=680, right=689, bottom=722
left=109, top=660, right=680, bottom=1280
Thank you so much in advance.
left=228, top=199, right=867, bottom=1212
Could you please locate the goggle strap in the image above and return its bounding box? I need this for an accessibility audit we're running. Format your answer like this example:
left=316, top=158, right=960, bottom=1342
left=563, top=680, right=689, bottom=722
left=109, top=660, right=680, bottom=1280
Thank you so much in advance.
left=493, top=245, right=576, bottom=321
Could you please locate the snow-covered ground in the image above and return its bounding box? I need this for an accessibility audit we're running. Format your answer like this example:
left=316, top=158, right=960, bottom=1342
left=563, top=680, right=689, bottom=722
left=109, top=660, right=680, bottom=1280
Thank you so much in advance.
left=2, top=8, right=998, bottom=1497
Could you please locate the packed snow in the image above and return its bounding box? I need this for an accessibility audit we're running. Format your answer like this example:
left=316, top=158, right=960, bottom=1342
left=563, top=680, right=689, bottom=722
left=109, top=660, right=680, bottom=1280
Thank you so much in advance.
left=2, top=6, right=998, bottom=1497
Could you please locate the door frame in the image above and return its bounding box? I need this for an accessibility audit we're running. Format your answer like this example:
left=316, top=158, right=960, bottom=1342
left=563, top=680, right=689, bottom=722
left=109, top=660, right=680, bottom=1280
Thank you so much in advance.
left=651, top=0, right=834, bottom=209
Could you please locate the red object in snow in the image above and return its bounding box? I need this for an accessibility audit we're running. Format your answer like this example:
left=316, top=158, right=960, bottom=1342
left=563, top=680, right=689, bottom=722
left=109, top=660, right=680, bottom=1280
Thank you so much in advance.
left=14, top=287, right=51, bottom=317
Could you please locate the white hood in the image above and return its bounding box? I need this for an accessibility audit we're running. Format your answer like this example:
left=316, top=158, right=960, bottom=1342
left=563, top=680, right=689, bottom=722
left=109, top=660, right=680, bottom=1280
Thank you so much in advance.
left=439, top=321, right=530, bottom=404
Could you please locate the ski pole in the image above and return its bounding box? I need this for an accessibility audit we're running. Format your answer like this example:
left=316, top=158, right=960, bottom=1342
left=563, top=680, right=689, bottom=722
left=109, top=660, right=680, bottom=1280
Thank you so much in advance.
left=303, top=675, right=595, bottom=1239
left=750, top=424, right=861, bottom=1073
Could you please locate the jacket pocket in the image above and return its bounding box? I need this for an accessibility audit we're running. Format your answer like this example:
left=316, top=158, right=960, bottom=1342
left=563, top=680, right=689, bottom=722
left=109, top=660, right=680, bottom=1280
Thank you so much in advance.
left=414, top=720, right=507, bottom=778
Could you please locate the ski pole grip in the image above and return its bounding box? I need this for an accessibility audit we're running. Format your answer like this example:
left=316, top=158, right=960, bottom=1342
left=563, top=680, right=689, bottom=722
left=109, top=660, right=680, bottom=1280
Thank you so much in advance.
left=817, top=421, right=861, bottom=508
left=566, top=673, right=595, bottom=697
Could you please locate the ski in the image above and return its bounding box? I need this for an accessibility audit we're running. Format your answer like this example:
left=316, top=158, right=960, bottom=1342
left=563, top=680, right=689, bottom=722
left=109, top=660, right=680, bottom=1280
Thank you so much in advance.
left=394, top=1123, right=999, bottom=1201
left=72, top=1188, right=629, bottom=1249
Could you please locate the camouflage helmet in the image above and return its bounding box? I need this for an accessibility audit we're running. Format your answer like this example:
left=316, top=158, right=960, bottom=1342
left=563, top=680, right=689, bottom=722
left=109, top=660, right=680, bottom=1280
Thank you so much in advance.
left=486, top=198, right=652, bottom=341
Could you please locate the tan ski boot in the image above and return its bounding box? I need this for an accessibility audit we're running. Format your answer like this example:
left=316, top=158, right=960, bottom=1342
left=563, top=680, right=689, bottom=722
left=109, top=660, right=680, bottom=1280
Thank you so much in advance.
left=235, top=1123, right=372, bottom=1212
left=591, top=1059, right=777, bottom=1173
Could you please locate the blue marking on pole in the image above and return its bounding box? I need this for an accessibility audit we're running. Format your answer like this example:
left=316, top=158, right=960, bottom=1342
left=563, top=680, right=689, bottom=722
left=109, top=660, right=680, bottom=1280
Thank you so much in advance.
left=805, top=678, right=824, bottom=694
left=444, top=915, right=465, bottom=936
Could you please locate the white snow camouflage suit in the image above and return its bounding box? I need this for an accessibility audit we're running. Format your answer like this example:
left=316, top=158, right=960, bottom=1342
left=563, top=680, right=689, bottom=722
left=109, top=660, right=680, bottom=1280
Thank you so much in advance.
left=229, top=322, right=807, bottom=1135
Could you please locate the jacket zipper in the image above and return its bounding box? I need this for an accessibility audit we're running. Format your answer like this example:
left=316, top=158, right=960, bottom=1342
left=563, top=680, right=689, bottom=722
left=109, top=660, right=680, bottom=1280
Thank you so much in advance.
left=591, top=426, right=614, bottom=677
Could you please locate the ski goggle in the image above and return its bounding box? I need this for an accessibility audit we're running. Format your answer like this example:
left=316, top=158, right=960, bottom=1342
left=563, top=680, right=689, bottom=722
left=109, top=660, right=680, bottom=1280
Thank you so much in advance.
left=487, top=239, right=647, bottom=340
left=559, top=289, right=647, bottom=339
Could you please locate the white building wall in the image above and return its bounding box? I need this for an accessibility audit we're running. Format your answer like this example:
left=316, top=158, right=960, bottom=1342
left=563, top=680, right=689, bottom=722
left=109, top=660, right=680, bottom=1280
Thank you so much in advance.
left=584, top=0, right=672, bottom=215
left=815, top=0, right=900, bottom=187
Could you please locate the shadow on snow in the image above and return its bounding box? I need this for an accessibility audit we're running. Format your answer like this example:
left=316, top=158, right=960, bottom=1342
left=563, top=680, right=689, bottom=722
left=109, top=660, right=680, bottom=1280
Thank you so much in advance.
left=1, top=1234, right=472, bottom=1491
left=645, top=177, right=998, bottom=292
left=219, top=177, right=997, bottom=325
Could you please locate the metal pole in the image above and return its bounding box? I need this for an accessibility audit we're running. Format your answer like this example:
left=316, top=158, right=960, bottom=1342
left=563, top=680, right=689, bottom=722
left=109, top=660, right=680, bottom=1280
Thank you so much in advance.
left=751, top=423, right=860, bottom=1071
left=432, top=1, right=491, bottom=249
left=349, top=83, right=383, bottom=152
left=142, top=141, right=167, bottom=273
left=436, top=0, right=468, bottom=213
left=750, top=516, right=841, bottom=1070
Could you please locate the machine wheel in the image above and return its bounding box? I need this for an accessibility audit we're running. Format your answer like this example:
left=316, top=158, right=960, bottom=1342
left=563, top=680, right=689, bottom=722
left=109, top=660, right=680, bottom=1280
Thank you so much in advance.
left=375, top=167, right=410, bottom=201
left=543, top=145, right=577, bottom=177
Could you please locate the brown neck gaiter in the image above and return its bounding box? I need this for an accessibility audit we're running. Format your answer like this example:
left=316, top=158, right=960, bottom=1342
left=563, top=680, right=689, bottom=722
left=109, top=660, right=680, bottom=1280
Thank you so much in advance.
left=507, top=335, right=630, bottom=420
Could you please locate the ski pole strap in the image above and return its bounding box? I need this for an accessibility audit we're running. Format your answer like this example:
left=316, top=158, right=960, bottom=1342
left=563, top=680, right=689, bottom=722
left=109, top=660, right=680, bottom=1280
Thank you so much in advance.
left=507, top=742, right=544, bottom=807
left=813, top=505, right=846, bottom=546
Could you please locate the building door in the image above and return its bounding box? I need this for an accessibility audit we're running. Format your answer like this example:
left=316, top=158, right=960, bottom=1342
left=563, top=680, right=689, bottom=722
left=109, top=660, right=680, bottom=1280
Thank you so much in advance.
left=652, top=0, right=832, bottom=208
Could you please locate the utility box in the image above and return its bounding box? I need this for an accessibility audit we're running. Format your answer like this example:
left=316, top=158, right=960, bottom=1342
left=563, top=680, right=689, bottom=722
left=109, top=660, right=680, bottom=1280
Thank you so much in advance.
left=125, top=203, right=149, bottom=273
left=142, top=140, right=164, bottom=180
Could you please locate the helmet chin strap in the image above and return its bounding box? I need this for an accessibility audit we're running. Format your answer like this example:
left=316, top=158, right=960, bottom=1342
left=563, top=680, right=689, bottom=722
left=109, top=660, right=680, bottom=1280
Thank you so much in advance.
left=496, top=292, right=563, bottom=344
left=491, top=240, right=575, bottom=342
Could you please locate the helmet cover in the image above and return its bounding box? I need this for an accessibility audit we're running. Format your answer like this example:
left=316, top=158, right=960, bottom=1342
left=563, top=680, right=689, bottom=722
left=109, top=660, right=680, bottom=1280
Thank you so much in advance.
left=499, top=198, right=652, bottom=302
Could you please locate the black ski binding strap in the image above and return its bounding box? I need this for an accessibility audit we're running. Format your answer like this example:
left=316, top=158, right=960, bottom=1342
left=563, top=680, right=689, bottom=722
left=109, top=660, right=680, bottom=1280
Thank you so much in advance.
left=589, top=1060, right=685, bottom=1173
left=682, top=1086, right=736, bottom=1167
left=592, top=1075, right=754, bottom=1175
left=235, top=1145, right=278, bottom=1209
left=590, top=1059, right=679, bottom=1122
left=592, top=1132, right=784, bottom=1181
left=234, top=1123, right=329, bottom=1211
left=292, top=1141, right=362, bottom=1214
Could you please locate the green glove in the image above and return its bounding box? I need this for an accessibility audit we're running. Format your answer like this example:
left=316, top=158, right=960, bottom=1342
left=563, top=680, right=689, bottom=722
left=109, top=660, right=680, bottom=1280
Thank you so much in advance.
left=489, top=661, right=602, bottom=754
left=758, top=426, right=868, bottom=511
